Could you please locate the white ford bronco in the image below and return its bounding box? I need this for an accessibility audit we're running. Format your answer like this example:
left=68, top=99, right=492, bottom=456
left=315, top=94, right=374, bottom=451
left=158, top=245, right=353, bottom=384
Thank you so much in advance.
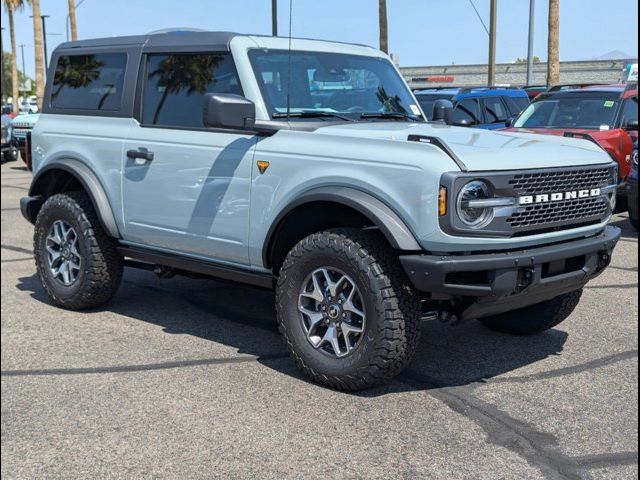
left=21, top=32, right=621, bottom=390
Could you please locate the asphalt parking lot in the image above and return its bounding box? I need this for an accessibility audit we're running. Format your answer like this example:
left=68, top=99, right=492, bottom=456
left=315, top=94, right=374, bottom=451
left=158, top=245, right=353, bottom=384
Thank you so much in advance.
left=1, top=159, right=638, bottom=480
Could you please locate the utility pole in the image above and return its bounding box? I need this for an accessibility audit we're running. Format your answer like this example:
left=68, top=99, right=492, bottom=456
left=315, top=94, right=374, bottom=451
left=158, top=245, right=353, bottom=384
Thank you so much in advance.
left=488, top=0, right=497, bottom=86
left=547, top=0, right=560, bottom=86
left=272, top=0, right=278, bottom=36
left=379, top=0, right=388, bottom=54
left=30, top=14, right=50, bottom=72
left=526, top=0, right=535, bottom=85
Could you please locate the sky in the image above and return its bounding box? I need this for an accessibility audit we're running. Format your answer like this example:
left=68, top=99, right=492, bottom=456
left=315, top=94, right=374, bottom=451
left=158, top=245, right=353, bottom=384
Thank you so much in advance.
left=1, top=0, right=638, bottom=78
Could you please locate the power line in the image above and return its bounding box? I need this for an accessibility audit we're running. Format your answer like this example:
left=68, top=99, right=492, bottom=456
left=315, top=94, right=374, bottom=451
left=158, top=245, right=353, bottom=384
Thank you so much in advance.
left=468, top=0, right=490, bottom=36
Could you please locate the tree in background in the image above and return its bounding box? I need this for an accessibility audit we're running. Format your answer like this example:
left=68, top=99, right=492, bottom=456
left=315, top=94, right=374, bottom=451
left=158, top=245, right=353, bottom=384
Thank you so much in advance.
left=2, top=51, right=32, bottom=101
left=67, top=0, right=78, bottom=41
left=547, top=0, right=560, bottom=86
left=29, top=0, right=45, bottom=108
left=2, top=0, right=25, bottom=113
left=379, top=0, right=388, bottom=54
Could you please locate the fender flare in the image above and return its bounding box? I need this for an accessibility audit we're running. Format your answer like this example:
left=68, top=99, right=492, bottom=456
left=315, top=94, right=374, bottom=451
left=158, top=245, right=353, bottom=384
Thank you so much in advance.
left=263, top=186, right=422, bottom=266
left=28, top=159, right=121, bottom=238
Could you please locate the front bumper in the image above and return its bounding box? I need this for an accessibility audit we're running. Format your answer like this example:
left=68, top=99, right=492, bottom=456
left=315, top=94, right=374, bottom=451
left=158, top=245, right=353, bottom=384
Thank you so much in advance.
left=400, top=226, right=621, bottom=321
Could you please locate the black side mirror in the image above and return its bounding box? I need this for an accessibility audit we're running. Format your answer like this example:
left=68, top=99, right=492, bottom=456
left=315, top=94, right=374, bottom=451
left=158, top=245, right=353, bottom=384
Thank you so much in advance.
left=452, top=118, right=473, bottom=128
left=203, top=93, right=256, bottom=130
left=432, top=99, right=454, bottom=125
left=624, top=119, right=639, bottom=131
left=505, top=116, right=516, bottom=128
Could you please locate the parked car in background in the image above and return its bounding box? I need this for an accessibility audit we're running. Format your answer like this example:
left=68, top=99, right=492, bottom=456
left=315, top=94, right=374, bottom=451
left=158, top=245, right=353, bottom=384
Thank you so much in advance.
left=11, top=113, right=40, bottom=168
left=2, top=104, right=18, bottom=119
left=414, top=87, right=530, bottom=129
left=503, top=84, right=638, bottom=197
left=1, top=114, right=19, bottom=162
left=629, top=141, right=638, bottom=230
left=523, top=85, right=547, bottom=100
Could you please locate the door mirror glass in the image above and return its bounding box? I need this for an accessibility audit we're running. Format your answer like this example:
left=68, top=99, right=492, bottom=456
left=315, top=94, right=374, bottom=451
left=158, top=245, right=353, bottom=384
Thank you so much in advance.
left=203, top=93, right=256, bottom=130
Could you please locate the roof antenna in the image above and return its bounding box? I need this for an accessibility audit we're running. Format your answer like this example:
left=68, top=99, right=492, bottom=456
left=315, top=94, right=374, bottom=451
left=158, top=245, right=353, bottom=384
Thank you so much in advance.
left=286, top=0, right=293, bottom=123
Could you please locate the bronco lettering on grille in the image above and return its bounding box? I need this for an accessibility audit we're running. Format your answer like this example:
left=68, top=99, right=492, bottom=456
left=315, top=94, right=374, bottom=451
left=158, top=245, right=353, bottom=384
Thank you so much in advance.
left=518, top=188, right=601, bottom=205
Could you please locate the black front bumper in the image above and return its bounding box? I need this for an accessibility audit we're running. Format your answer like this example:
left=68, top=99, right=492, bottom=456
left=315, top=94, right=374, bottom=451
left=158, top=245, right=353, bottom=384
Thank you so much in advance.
left=400, top=226, right=621, bottom=321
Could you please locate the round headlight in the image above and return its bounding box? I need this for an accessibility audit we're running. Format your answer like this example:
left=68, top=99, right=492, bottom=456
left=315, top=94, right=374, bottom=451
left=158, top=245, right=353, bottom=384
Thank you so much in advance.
left=456, top=180, right=494, bottom=228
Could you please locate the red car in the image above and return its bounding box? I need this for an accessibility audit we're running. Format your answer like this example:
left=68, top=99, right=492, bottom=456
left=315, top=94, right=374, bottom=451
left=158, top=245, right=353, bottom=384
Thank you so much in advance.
left=504, top=84, right=638, bottom=192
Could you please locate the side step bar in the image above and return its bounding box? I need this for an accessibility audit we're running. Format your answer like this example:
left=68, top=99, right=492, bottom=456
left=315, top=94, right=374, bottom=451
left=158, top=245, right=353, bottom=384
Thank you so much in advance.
left=116, top=245, right=274, bottom=289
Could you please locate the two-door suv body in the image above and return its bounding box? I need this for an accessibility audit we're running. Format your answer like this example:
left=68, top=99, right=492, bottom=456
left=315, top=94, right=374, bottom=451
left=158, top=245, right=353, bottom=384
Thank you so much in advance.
left=22, top=32, right=621, bottom=390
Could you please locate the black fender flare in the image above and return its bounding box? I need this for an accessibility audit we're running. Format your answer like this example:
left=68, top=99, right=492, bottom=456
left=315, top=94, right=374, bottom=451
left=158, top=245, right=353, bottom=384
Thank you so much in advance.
left=263, top=186, right=422, bottom=266
left=26, top=159, right=121, bottom=238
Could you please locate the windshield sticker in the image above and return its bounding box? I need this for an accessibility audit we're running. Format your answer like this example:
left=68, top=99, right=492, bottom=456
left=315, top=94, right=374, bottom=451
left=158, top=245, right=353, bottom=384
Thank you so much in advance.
left=604, top=101, right=615, bottom=108
left=599, top=125, right=611, bottom=131
left=410, top=104, right=421, bottom=116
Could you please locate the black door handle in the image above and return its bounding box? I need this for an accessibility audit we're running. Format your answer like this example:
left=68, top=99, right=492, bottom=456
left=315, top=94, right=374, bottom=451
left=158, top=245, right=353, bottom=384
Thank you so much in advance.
left=126, top=149, right=154, bottom=161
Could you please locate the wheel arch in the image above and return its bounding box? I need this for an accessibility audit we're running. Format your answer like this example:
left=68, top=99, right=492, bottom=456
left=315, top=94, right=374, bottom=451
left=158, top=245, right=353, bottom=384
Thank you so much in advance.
left=25, top=158, right=120, bottom=238
left=263, top=186, right=421, bottom=273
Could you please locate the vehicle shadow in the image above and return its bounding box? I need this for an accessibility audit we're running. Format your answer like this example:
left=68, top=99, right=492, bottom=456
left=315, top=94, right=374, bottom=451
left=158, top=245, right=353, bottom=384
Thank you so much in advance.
left=16, top=268, right=568, bottom=395
left=608, top=215, right=638, bottom=240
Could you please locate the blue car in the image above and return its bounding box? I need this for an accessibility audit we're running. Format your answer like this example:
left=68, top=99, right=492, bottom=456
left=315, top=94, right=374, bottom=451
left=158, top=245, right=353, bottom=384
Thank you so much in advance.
left=414, top=87, right=530, bottom=129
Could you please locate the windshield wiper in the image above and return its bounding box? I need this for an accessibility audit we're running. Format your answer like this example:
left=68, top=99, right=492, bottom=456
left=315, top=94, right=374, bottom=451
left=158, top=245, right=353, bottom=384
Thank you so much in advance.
left=360, top=112, right=420, bottom=121
left=272, top=111, right=355, bottom=122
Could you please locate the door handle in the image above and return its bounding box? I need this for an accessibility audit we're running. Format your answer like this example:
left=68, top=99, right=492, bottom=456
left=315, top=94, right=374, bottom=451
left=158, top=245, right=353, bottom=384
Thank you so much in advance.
left=126, top=149, right=154, bottom=161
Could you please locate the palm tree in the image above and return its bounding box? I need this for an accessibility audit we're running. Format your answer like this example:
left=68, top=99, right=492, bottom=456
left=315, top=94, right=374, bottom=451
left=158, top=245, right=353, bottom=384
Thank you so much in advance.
left=378, top=0, right=388, bottom=54
left=547, top=0, right=560, bottom=86
left=29, top=0, right=45, bottom=109
left=2, top=0, right=24, bottom=113
left=67, top=0, right=78, bottom=41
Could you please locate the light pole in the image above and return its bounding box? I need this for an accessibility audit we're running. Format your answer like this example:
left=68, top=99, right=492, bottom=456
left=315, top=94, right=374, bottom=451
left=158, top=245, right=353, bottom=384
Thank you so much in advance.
left=272, top=0, right=278, bottom=36
left=30, top=14, right=50, bottom=71
left=66, top=0, right=89, bottom=41
left=19, top=43, right=26, bottom=102
left=526, top=0, right=536, bottom=86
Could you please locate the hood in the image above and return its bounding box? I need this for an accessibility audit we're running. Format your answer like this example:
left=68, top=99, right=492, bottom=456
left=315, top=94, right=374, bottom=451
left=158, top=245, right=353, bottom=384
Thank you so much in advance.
left=314, top=122, right=613, bottom=172
left=11, top=113, right=40, bottom=127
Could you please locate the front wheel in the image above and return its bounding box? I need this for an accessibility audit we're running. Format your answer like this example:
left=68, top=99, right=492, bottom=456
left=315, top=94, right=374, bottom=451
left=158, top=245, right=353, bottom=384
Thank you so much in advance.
left=276, top=229, right=421, bottom=391
left=2, top=148, right=18, bottom=163
left=34, top=191, right=123, bottom=310
left=479, top=289, right=583, bottom=336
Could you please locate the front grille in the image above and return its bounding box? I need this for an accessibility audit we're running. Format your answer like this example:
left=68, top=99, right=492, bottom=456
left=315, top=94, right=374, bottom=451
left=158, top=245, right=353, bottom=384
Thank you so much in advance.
left=509, top=167, right=611, bottom=195
left=505, top=166, right=614, bottom=234
left=507, top=197, right=609, bottom=228
left=12, top=127, right=31, bottom=139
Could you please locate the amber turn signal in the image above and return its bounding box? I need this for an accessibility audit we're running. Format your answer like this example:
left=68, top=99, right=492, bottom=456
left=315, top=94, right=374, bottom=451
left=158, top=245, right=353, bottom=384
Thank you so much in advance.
left=439, top=186, right=448, bottom=216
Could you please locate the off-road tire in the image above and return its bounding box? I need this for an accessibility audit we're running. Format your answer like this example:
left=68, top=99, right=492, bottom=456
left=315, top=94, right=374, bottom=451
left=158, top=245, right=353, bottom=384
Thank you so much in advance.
left=479, top=289, right=583, bottom=336
left=34, top=191, right=123, bottom=310
left=276, top=228, right=421, bottom=391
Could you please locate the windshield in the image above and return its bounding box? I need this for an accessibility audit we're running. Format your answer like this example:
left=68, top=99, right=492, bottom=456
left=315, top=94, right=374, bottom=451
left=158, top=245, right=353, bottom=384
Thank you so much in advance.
left=514, top=94, right=620, bottom=129
left=249, top=50, right=423, bottom=121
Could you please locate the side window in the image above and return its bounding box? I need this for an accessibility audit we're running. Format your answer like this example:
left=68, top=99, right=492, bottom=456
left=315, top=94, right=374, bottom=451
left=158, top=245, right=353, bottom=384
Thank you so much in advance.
left=503, top=96, right=530, bottom=116
left=482, top=97, right=509, bottom=123
left=452, top=98, right=481, bottom=124
left=141, top=53, right=242, bottom=128
left=620, top=97, right=638, bottom=126
left=51, top=53, right=127, bottom=110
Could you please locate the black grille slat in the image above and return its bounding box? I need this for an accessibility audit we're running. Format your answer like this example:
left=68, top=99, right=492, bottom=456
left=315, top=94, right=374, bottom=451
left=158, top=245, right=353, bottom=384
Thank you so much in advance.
left=509, top=167, right=611, bottom=195
left=507, top=197, right=608, bottom=228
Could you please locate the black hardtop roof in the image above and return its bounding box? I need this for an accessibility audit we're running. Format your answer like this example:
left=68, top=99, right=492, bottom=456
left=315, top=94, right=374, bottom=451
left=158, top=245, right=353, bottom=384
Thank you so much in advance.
left=54, top=31, right=240, bottom=51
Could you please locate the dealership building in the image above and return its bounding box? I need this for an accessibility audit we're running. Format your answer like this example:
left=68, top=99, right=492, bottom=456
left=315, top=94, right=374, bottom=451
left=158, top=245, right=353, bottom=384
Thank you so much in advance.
left=400, top=58, right=638, bottom=89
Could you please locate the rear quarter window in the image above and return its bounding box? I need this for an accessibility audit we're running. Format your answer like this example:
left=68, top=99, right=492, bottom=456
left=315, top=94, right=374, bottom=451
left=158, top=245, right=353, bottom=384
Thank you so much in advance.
left=51, top=53, right=127, bottom=111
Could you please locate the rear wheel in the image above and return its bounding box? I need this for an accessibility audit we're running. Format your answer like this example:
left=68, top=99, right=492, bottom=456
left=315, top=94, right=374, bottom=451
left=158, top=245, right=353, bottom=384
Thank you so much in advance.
left=2, top=148, right=18, bottom=163
left=34, top=191, right=123, bottom=310
left=479, top=289, right=583, bottom=336
left=276, top=229, right=421, bottom=391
